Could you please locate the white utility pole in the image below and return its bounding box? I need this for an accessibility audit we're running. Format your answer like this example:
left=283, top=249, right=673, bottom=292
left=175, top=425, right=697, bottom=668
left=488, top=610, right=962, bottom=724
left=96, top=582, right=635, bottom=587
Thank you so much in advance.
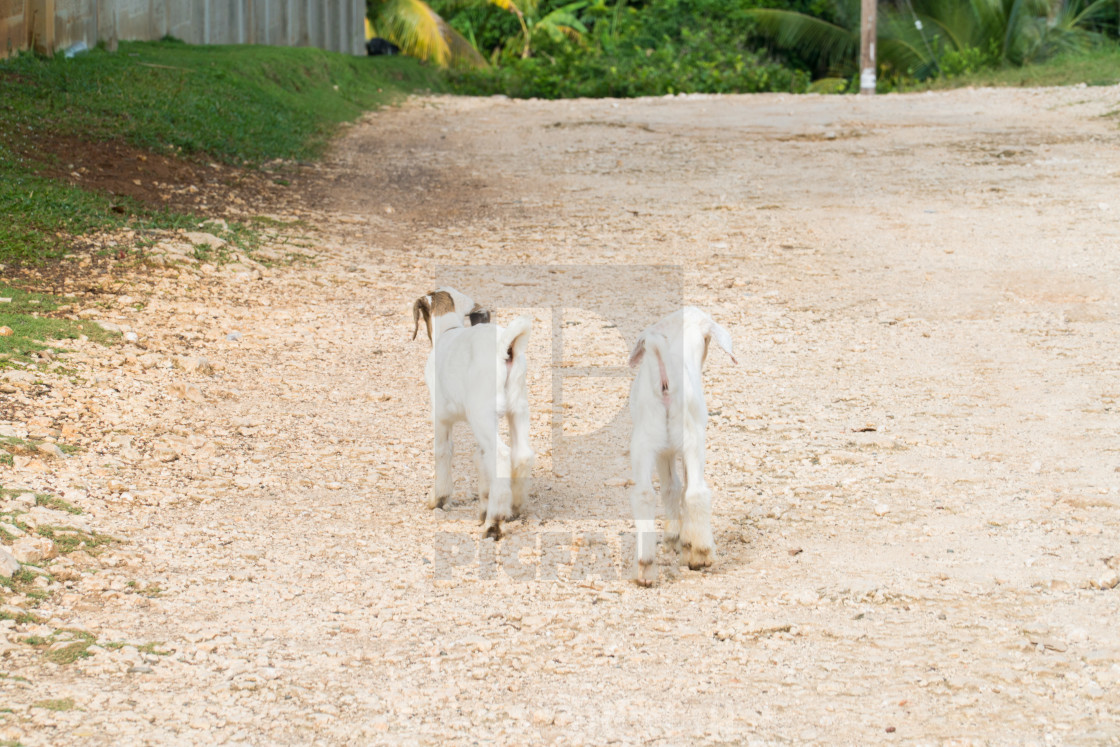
left=860, top=0, right=877, bottom=94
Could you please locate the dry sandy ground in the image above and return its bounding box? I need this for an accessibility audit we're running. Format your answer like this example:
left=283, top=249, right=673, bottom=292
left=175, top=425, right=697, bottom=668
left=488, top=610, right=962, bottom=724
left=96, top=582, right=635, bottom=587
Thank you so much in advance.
left=3, top=85, right=1120, bottom=745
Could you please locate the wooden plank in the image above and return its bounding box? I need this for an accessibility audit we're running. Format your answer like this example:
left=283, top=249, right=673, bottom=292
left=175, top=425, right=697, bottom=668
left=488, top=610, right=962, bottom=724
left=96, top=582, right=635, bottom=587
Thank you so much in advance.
left=0, top=0, right=30, bottom=59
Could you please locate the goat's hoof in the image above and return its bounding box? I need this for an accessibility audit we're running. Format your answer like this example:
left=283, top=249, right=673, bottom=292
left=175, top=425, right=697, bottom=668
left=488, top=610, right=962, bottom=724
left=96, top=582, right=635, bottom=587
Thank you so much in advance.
left=482, top=517, right=507, bottom=540
left=428, top=490, right=449, bottom=510
left=634, top=561, right=657, bottom=587
left=685, top=545, right=713, bottom=570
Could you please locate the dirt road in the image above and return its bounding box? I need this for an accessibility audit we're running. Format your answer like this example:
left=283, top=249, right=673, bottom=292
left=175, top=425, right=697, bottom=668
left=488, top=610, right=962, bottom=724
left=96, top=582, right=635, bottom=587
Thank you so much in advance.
left=3, top=85, right=1120, bottom=744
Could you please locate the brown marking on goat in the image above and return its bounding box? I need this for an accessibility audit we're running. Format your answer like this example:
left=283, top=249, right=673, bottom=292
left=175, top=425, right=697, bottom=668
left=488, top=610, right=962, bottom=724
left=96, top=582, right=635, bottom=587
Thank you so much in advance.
left=469, top=303, right=491, bottom=326
left=412, top=295, right=433, bottom=341
left=428, top=290, right=456, bottom=316
left=413, top=290, right=458, bottom=342
left=657, top=352, right=670, bottom=408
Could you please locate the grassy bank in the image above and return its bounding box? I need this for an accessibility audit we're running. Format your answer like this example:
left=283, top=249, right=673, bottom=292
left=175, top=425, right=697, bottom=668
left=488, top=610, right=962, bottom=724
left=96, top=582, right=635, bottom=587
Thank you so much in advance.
left=0, top=39, right=445, bottom=267
left=922, top=45, right=1120, bottom=90
left=0, top=39, right=444, bottom=165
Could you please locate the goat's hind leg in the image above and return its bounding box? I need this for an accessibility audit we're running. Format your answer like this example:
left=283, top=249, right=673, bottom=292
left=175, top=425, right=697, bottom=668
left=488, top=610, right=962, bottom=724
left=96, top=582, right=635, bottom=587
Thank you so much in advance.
left=629, top=448, right=659, bottom=587
left=428, top=420, right=454, bottom=509
left=507, top=408, right=534, bottom=520
left=657, top=453, right=682, bottom=553
left=473, top=446, right=490, bottom=522
left=472, top=412, right=513, bottom=539
left=680, top=439, right=715, bottom=570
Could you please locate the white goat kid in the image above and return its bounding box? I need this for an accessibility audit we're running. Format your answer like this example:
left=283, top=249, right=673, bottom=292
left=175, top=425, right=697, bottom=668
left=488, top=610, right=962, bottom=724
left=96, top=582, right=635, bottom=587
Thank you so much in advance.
left=627, top=307, right=737, bottom=586
left=413, top=288, right=534, bottom=539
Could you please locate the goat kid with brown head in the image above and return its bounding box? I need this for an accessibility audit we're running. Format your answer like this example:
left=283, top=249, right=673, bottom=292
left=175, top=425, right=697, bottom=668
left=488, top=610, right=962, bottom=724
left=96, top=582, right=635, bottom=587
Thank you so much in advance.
left=412, top=288, right=534, bottom=539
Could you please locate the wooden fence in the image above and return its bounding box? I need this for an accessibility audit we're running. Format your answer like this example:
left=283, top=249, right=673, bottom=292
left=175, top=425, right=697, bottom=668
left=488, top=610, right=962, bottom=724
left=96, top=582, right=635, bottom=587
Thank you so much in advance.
left=1, top=0, right=365, bottom=60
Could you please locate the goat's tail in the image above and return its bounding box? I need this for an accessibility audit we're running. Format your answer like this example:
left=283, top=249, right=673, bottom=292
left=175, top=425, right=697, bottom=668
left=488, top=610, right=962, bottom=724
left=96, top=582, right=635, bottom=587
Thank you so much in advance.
left=498, top=315, right=533, bottom=368
left=632, top=331, right=671, bottom=407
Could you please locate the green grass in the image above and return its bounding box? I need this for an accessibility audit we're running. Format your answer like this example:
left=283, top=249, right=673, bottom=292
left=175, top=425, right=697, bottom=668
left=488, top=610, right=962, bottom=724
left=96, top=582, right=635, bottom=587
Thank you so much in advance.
left=31, top=525, right=115, bottom=555
left=30, top=697, right=76, bottom=711
left=0, top=162, right=197, bottom=266
left=8, top=625, right=170, bottom=667
left=0, top=608, right=41, bottom=625
left=0, top=39, right=445, bottom=266
left=916, top=45, right=1120, bottom=90
left=104, top=641, right=170, bottom=656
left=0, top=283, right=120, bottom=367
left=34, top=493, right=83, bottom=515
left=18, top=628, right=98, bottom=665
left=0, top=568, right=44, bottom=599
left=1, top=39, right=445, bottom=164
left=126, top=580, right=164, bottom=597
left=0, top=317, right=117, bottom=364
left=0, top=487, right=113, bottom=559
left=0, top=436, right=82, bottom=458
left=1, top=485, right=60, bottom=501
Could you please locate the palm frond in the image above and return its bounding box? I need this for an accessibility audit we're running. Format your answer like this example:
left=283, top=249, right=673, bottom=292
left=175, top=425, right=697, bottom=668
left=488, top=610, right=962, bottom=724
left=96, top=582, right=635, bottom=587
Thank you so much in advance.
left=1065, top=0, right=1115, bottom=27
left=806, top=76, right=849, bottom=93
left=747, top=8, right=858, bottom=73
left=374, top=0, right=486, bottom=67
left=878, top=33, right=938, bottom=78
left=537, top=2, right=589, bottom=43
left=446, top=27, right=489, bottom=67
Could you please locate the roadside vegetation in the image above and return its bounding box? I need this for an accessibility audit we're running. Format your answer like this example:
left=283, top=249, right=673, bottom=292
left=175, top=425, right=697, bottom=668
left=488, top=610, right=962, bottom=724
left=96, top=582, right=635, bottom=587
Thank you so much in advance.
left=368, top=0, right=1120, bottom=97
left=0, top=40, right=443, bottom=359
left=0, top=40, right=443, bottom=269
left=1, top=10, right=1116, bottom=278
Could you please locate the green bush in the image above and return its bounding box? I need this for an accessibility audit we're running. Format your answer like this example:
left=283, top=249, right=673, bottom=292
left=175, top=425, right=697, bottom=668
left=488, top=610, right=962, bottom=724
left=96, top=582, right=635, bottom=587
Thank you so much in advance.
left=444, top=0, right=812, bottom=97
left=938, top=45, right=993, bottom=78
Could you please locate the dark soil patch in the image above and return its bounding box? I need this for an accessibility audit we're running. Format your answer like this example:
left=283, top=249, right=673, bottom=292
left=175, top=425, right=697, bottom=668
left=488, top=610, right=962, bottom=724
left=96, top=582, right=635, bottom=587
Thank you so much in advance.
left=28, top=132, right=289, bottom=215
left=1, top=132, right=307, bottom=290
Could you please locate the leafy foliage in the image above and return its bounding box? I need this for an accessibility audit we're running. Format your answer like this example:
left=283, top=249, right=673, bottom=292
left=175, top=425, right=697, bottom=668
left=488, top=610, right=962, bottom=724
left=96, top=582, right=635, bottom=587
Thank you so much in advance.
left=749, top=0, right=1118, bottom=85
left=426, top=0, right=1120, bottom=97
left=370, top=0, right=490, bottom=67
left=445, top=0, right=814, bottom=97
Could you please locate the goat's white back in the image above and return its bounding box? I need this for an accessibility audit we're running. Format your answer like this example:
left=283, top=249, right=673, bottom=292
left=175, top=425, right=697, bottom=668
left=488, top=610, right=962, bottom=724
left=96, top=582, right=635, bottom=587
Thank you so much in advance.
left=627, top=306, right=735, bottom=586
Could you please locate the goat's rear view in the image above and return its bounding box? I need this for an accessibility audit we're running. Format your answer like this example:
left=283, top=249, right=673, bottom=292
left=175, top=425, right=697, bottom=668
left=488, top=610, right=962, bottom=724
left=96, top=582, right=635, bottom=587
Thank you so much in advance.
left=628, top=307, right=736, bottom=586
left=415, top=288, right=534, bottom=539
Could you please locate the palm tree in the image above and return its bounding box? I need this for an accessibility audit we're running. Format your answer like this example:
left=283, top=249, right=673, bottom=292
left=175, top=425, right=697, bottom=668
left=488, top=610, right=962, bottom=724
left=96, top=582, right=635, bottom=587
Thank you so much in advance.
left=746, top=0, right=861, bottom=79
left=748, top=0, right=1113, bottom=84
left=368, top=0, right=532, bottom=67
left=882, top=0, right=1113, bottom=75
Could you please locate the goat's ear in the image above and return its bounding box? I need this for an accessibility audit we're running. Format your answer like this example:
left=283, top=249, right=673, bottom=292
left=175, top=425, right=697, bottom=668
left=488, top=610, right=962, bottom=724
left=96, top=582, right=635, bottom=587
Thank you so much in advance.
left=412, top=296, right=433, bottom=342
left=468, top=305, right=491, bottom=326
left=707, top=321, right=737, bottom=365
left=628, top=335, right=647, bottom=368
